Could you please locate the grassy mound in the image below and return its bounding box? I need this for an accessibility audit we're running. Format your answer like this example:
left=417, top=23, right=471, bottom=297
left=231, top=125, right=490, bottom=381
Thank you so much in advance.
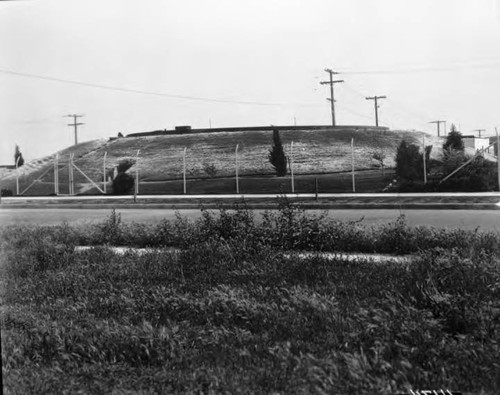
left=1, top=128, right=434, bottom=195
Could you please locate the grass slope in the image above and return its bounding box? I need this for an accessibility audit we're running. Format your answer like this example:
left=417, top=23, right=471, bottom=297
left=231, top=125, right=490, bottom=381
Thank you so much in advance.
left=1, top=128, right=438, bottom=195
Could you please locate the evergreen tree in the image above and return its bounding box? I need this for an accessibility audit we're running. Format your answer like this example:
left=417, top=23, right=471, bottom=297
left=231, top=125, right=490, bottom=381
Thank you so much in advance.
left=395, top=140, right=421, bottom=181
left=14, top=145, right=24, bottom=167
left=443, top=124, right=464, bottom=151
left=268, top=129, right=287, bottom=177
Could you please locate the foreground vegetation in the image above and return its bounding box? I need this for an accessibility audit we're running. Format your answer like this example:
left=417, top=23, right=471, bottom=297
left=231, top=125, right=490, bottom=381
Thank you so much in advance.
left=1, top=201, right=500, bottom=394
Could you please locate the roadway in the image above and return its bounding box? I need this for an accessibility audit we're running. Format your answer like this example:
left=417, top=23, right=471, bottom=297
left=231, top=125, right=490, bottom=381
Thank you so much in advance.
left=1, top=208, right=499, bottom=231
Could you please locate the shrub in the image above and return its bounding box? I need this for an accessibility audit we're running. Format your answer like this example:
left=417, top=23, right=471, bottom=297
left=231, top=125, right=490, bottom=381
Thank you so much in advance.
left=395, top=140, right=421, bottom=181
left=1, top=188, right=13, bottom=196
left=112, top=172, right=135, bottom=195
left=269, top=129, right=287, bottom=177
left=202, top=162, right=218, bottom=177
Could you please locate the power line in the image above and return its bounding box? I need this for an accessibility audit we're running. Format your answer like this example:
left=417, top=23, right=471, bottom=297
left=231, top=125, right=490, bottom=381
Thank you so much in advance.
left=339, top=60, right=500, bottom=75
left=0, top=68, right=316, bottom=108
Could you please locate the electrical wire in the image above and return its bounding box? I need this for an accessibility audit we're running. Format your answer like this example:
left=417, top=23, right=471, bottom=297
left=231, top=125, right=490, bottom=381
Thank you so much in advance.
left=0, top=68, right=317, bottom=108
left=338, top=60, right=500, bottom=75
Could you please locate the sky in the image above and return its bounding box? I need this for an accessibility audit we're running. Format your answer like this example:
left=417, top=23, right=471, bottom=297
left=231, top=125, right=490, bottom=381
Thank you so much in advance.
left=1, top=0, right=500, bottom=163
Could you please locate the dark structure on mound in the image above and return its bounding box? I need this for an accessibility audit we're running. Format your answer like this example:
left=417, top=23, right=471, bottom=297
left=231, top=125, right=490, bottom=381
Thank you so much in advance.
left=126, top=125, right=389, bottom=138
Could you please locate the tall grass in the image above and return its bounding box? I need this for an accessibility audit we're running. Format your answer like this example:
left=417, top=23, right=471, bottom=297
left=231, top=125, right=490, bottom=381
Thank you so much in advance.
left=1, top=201, right=499, bottom=393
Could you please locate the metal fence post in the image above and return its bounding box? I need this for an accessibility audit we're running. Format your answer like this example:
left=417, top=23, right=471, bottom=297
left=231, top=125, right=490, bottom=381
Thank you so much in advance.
left=351, top=138, right=356, bottom=193
left=290, top=141, right=295, bottom=193
left=103, top=152, right=107, bottom=194
left=183, top=147, right=187, bottom=194
left=235, top=144, right=239, bottom=194
left=135, top=150, right=140, bottom=196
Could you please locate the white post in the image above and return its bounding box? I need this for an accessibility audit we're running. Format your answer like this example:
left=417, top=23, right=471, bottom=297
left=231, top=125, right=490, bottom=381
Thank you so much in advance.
left=54, top=154, right=59, bottom=195
left=103, top=152, right=107, bottom=194
left=183, top=147, right=187, bottom=194
left=351, top=138, right=356, bottom=193
left=423, top=135, right=427, bottom=184
left=290, top=141, right=295, bottom=193
left=135, top=150, right=140, bottom=196
left=16, top=156, right=20, bottom=195
left=69, top=153, right=74, bottom=195
left=235, top=144, right=239, bottom=194
left=496, top=127, right=500, bottom=191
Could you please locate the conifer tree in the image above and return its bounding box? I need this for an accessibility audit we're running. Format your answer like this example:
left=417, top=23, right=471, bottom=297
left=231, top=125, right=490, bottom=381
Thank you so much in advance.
left=268, top=129, right=287, bottom=177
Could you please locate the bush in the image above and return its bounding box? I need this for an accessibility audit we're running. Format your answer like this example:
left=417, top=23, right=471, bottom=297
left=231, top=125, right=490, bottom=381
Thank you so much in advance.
left=112, top=172, right=135, bottom=195
left=395, top=140, right=421, bottom=181
left=202, top=162, right=218, bottom=177
left=1, top=188, right=13, bottom=196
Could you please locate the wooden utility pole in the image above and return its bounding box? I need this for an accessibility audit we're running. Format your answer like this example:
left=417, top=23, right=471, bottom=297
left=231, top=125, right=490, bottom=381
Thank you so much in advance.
left=429, top=120, right=446, bottom=137
left=65, top=114, right=84, bottom=145
left=473, top=129, right=486, bottom=138
left=365, top=96, right=386, bottom=127
left=320, top=69, right=343, bottom=126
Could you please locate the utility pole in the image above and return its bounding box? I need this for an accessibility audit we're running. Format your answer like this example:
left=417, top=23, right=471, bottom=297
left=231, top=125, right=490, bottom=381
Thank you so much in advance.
left=320, top=69, right=343, bottom=126
left=65, top=114, right=84, bottom=145
left=365, top=96, right=386, bottom=127
left=429, top=120, right=446, bottom=137
left=473, top=129, right=486, bottom=138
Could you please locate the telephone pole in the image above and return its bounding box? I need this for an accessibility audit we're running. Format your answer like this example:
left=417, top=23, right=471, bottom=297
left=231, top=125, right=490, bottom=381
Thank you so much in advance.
left=429, top=120, right=446, bottom=137
left=473, top=129, right=486, bottom=138
left=320, top=69, right=343, bottom=126
left=66, top=114, right=84, bottom=145
left=365, top=95, right=386, bottom=127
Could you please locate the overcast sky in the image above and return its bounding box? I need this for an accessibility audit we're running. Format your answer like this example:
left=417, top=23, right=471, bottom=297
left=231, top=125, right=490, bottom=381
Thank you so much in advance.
left=1, top=0, right=500, bottom=163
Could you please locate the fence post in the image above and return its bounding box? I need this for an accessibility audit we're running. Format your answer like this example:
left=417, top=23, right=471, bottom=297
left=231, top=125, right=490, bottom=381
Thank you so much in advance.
left=496, top=127, right=500, bottom=191
left=235, top=144, right=239, bottom=194
left=16, top=156, right=20, bottom=195
left=183, top=147, right=187, bottom=194
left=103, top=152, right=107, bottom=194
left=351, top=138, right=356, bottom=193
left=422, top=136, right=427, bottom=184
left=54, top=154, right=59, bottom=195
left=135, top=150, right=140, bottom=196
left=290, top=141, right=295, bottom=193
left=69, top=153, right=74, bottom=195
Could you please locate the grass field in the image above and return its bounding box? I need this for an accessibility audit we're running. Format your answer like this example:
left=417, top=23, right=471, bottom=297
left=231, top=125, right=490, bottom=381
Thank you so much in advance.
left=1, top=127, right=440, bottom=196
left=1, top=202, right=500, bottom=394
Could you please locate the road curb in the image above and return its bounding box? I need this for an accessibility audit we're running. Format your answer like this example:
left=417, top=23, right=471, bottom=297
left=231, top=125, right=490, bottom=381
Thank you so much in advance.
left=1, top=203, right=499, bottom=210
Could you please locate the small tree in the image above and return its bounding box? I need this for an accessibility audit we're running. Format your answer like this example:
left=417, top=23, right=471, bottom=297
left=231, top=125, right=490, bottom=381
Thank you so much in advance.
left=14, top=145, right=24, bottom=167
left=268, top=129, right=287, bottom=177
left=371, top=150, right=387, bottom=175
left=111, top=159, right=135, bottom=195
left=443, top=124, right=464, bottom=151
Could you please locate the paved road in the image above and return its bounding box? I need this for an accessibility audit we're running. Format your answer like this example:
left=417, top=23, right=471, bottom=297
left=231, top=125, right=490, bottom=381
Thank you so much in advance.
left=1, top=208, right=499, bottom=231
